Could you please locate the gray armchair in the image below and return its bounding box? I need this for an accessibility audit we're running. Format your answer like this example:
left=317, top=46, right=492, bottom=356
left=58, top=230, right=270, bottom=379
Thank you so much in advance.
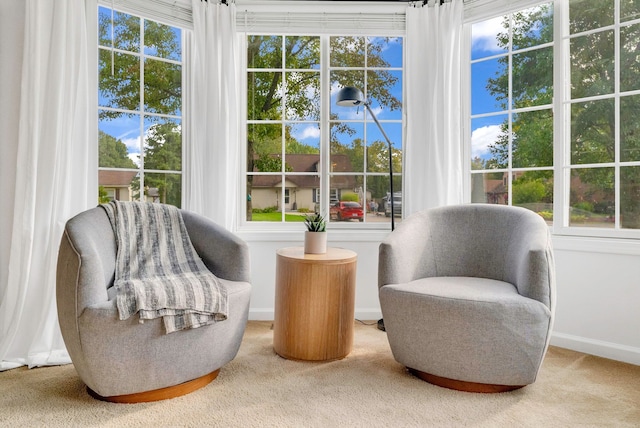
left=56, top=207, right=251, bottom=402
left=379, top=204, right=555, bottom=392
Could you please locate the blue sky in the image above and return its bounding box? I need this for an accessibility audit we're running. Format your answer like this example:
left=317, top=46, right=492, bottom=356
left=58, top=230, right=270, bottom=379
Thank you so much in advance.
left=470, top=16, right=510, bottom=163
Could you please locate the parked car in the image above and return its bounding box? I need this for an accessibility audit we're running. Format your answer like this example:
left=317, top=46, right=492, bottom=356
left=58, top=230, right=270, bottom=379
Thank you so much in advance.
left=385, top=192, right=402, bottom=217
left=330, top=201, right=364, bottom=222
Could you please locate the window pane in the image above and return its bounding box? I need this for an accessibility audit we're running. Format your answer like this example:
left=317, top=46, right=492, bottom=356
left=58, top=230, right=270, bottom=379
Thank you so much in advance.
left=621, top=166, right=640, bottom=229
left=286, top=123, right=320, bottom=154
left=329, top=174, right=359, bottom=199
left=621, top=94, right=640, bottom=162
left=144, top=21, right=181, bottom=61
left=144, top=58, right=181, bottom=115
left=471, top=17, right=508, bottom=60
left=512, top=3, right=554, bottom=50
left=330, top=70, right=365, bottom=120
left=285, top=36, right=320, bottom=69
left=367, top=122, right=402, bottom=173
left=512, top=109, right=553, bottom=168
left=512, top=46, right=553, bottom=109
left=366, top=70, right=403, bottom=120
left=331, top=122, right=364, bottom=167
left=512, top=170, right=554, bottom=223
left=99, top=50, right=140, bottom=111
left=471, top=57, right=507, bottom=115
left=622, top=0, right=640, bottom=22
left=570, top=31, right=614, bottom=98
left=471, top=115, right=508, bottom=169
left=470, top=171, right=509, bottom=204
left=284, top=176, right=320, bottom=216
left=248, top=72, right=283, bottom=120
left=248, top=36, right=282, bottom=68
left=367, top=36, right=403, bottom=68
left=143, top=117, right=182, bottom=171
left=144, top=172, right=181, bottom=207
left=569, top=0, right=613, bottom=34
left=248, top=124, right=283, bottom=172
left=247, top=177, right=283, bottom=221
left=329, top=188, right=368, bottom=222
left=569, top=167, right=614, bottom=228
left=571, top=99, right=615, bottom=164
left=99, top=112, right=140, bottom=168
left=620, top=23, right=640, bottom=92
left=285, top=72, right=320, bottom=121
left=330, top=36, right=365, bottom=67
left=99, top=170, right=138, bottom=202
left=98, top=8, right=140, bottom=52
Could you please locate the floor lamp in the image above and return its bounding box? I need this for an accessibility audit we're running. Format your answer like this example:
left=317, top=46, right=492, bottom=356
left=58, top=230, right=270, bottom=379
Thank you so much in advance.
left=336, top=86, right=395, bottom=331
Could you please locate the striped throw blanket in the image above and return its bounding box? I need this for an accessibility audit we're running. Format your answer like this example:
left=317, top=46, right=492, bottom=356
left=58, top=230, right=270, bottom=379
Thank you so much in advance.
left=101, top=200, right=227, bottom=333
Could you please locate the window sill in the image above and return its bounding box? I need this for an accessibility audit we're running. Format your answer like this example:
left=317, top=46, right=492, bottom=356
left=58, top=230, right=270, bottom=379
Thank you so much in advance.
left=236, top=226, right=393, bottom=243
left=551, top=234, right=640, bottom=256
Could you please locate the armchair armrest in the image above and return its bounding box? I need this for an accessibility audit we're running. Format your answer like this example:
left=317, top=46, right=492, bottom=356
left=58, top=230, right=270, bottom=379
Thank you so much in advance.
left=181, top=210, right=251, bottom=283
left=378, top=211, right=436, bottom=289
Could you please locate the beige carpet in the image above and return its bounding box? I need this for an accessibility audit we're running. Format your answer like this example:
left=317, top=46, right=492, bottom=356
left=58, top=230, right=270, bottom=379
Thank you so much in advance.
left=1, top=321, right=639, bottom=427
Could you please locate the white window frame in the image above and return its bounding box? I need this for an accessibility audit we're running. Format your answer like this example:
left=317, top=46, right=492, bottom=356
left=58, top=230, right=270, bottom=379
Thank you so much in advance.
left=97, top=3, right=185, bottom=206
left=237, top=3, right=405, bottom=232
left=464, top=0, right=640, bottom=240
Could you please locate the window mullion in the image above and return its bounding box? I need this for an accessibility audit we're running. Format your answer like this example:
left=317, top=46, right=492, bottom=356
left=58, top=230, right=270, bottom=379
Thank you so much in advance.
left=320, top=35, right=330, bottom=220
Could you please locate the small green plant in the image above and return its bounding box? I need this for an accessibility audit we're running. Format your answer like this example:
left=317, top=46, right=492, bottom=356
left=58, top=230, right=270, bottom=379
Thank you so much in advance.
left=304, top=213, right=326, bottom=232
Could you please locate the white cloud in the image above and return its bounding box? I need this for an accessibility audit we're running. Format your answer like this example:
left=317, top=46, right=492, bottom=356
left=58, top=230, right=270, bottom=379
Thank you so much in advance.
left=296, top=125, right=320, bottom=140
left=471, top=125, right=502, bottom=158
left=128, top=153, right=140, bottom=167
left=121, top=136, right=141, bottom=152
left=471, top=17, right=504, bottom=53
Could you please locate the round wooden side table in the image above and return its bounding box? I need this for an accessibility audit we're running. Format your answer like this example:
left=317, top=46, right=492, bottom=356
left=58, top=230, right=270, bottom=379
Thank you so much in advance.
left=273, top=247, right=357, bottom=361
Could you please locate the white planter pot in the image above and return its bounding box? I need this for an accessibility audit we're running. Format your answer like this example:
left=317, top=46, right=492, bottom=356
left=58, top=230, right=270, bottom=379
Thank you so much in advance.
left=304, top=231, right=327, bottom=254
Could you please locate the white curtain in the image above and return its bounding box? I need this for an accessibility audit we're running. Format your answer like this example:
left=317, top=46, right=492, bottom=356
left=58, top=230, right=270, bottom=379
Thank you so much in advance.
left=0, top=0, right=97, bottom=370
left=184, top=0, right=240, bottom=230
left=404, top=0, right=464, bottom=216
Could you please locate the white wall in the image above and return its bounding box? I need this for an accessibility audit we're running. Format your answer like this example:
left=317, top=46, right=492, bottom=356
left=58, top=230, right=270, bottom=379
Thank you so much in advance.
left=241, top=232, right=640, bottom=365
left=551, top=237, right=640, bottom=365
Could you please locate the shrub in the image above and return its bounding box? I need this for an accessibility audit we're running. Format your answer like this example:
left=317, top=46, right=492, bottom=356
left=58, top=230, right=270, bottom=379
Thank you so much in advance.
left=340, top=192, right=359, bottom=202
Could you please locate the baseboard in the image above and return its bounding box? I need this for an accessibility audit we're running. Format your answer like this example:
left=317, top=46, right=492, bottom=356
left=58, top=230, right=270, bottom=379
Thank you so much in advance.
left=248, top=309, right=274, bottom=321
left=551, top=332, right=640, bottom=366
left=248, top=309, right=382, bottom=322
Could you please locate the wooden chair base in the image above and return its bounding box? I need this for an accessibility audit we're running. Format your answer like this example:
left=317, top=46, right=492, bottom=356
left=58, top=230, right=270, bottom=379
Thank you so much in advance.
left=88, top=369, right=220, bottom=403
left=408, top=368, right=525, bottom=393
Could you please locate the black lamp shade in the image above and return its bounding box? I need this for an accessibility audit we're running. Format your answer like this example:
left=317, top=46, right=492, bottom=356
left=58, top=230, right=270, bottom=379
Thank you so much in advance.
left=335, top=86, right=365, bottom=107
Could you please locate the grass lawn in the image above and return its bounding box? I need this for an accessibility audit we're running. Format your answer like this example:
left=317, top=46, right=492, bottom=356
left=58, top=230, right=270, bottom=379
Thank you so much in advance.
left=251, top=212, right=308, bottom=222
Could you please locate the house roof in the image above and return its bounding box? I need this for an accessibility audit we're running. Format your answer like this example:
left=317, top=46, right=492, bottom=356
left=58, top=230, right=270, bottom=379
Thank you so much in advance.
left=251, top=154, right=356, bottom=189
left=99, top=170, right=137, bottom=187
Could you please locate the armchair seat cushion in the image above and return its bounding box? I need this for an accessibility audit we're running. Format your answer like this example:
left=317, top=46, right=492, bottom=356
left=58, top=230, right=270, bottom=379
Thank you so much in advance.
left=381, top=276, right=552, bottom=386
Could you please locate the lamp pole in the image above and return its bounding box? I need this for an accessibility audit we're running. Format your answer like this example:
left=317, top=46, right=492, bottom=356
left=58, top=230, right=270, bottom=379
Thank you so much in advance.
left=362, top=102, right=395, bottom=232
left=335, top=87, right=396, bottom=332
left=335, top=86, right=395, bottom=231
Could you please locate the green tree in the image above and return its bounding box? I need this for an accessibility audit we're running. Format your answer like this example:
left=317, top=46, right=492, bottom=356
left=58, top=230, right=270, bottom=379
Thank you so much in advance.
left=98, top=130, right=138, bottom=169
left=485, top=2, right=640, bottom=226
left=142, top=121, right=182, bottom=206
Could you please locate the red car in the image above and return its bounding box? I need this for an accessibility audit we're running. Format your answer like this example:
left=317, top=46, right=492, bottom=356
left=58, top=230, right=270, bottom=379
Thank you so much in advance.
left=330, top=201, right=364, bottom=222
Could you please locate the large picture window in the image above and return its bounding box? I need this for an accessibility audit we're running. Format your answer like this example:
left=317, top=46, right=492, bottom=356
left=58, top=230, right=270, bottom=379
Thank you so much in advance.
left=245, top=35, right=403, bottom=226
left=469, top=3, right=554, bottom=220
left=468, top=0, right=640, bottom=236
left=98, top=6, right=183, bottom=207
